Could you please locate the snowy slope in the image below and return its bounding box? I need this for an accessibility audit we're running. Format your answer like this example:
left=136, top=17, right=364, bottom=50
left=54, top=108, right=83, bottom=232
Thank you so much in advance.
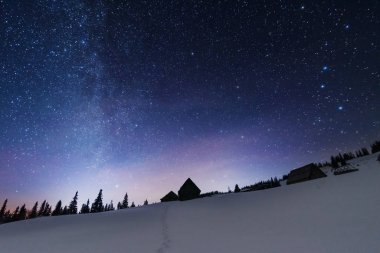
left=0, top=153, right=379, bottom=253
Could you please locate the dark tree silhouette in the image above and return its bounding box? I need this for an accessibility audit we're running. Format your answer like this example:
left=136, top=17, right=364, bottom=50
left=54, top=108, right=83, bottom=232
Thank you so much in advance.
left=68, top=191, right=79, bottom=214
left=38, top=200, right=46, bottom=217
left=0, top=199, right=7, bottom=222
left=234, top=184, right=241, bottom=193
left=43, top=202, right=51, bottom=216
left=91, top=189, right=104, bottom=213
left=109, top=200, right=114, bottom=211
left=52, top=200, right=63, bottom=216
left=80, top=199, right=90, bottom=214
left=143, top=199, right=148, bottom=206
left=131, top=202, right=135, bottom=208
left=3, top=210, right=11, bottom=223
left=117, top=201, right=122, bottom=210
left=121, top=192, right=129, bottom=209
left=17, top=204, right=27, bottom=221
left=361, top=147, right=370, bottom=156
left=29, top=201, right=38, bottom=219
left=331, top=156, right=339, bottom=168
left=12, top=206, right=19, bottom=221
left=62, top=206, right=68, bottom=215
left=371, top=141, right=380, bottom=154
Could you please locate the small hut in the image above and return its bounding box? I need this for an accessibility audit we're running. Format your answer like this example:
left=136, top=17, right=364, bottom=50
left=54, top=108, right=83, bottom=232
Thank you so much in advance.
left=287, top=163, right=327, bottom=185
left=178, top=178, right=201, bottom=201
left=160, top=191, right=179, bottom=202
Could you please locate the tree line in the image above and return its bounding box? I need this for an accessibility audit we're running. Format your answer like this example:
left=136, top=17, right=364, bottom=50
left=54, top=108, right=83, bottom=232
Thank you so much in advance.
left=311, top=140, right=380, bottom=169
left=0, top=190, right=143, bottom=225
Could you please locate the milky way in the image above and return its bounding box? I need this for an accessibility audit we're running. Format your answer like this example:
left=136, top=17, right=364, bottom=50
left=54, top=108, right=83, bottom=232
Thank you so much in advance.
left=1, top=1, right=379, bottom=208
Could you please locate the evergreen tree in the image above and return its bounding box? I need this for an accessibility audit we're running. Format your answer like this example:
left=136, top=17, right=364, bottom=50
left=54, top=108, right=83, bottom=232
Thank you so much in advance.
left=3, top=210, right=11, bottom=223
left=68, top=191, right=79, bottom=214
left=38, top=200, right=46, bottom=216
left=80, top=199, right=90, bottom=214
left=361, top=147, right=370, bottom=156
left=43, top=202, right=51, bottom=216
left=234, top=184, right=241, bottom=193
left=29, top=201, right=38, bottom=219
left=109, top=200, right=114, bottom=211
left=331, top=156, right=339, bottom=168
left=371, top=141, right=380, bottom=154
left=12, top=206, right=19, bottom=221
left=122, top=192, right=129, bottom=209
left=52, top=200, right=63, bottom=216
left=91, top=189, right=104, bottom=213
left=143, top=199, right=148, bottom=206
left=0, top=199, right=7, bottom=222
left=62, top=206, right=68, bottom=215
left=17, top=204, right=27, bottom=221
left=117, top=202, right=122, bottom=210
left=131, top=202, right=135, bottom=208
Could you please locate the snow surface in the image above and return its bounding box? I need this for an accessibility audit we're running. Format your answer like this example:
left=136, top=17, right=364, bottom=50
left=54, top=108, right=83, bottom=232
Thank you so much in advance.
left=1, top=153, right=379, bottom=253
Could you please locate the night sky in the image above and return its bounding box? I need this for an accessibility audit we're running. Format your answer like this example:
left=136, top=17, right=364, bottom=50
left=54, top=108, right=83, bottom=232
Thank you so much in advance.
left=1, top=1, right=379, bottom=209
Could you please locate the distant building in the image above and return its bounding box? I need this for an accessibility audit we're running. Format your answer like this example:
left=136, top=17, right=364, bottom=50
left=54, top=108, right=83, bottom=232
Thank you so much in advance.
left=160, top=191, right=179, bottom=202
left=178, top=178, right=201, bottom=201
left=287, top=163, right=327, bottom=185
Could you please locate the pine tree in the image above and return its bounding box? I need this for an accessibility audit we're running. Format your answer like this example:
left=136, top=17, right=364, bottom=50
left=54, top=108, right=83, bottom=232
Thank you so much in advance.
left=12, top=206, right=19, bottom=221
left=109, top=200, right=114, bottom=211
left=29, top=201, right=38, bottom=219
left=0, top=199, right=7, bottom=222
left=3, top=210, right=11, bottom=223
left=371, top=141, right=380, bottom=153
left=331, top=156, right=339, bottom=168
left=80, top=199, right=90, bottom=214
left=234, top=184, right=241, bottom=193
left=122, top=192, right=129, bottom=209
left=117, top=202, right=122, bottom=210
left=52, top=200, right=63, bottom=216
left=38, top=200, right=46, bottom=216
left=62, top=206, right=68, bottom=215
left=131, top=202, right=135, bottom=208
left=361, top=148, right=370, bottom=156
left=68, top=191, right=79, bottom=214
left=17, top=204, right=27, bottom=221
left=43, top=202, right=51, bottom=216
left=91, top=189, right=104, bottom=213
left=143, top=199, right=148, bottom=206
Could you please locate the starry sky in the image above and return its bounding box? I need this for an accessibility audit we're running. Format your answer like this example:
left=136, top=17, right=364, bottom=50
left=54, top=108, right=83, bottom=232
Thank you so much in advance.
left=1, top=0, right=379, bottom=209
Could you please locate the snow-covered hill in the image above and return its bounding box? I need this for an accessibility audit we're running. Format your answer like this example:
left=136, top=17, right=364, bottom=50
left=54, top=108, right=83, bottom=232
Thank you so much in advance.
left=1, top=153, right=379, bottom=253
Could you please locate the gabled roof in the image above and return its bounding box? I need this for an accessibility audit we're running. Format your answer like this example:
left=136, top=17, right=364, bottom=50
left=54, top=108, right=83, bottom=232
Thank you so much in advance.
left=179, top=178, right=201, bottom=193
left=160, top=191, right=179, bottom=201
